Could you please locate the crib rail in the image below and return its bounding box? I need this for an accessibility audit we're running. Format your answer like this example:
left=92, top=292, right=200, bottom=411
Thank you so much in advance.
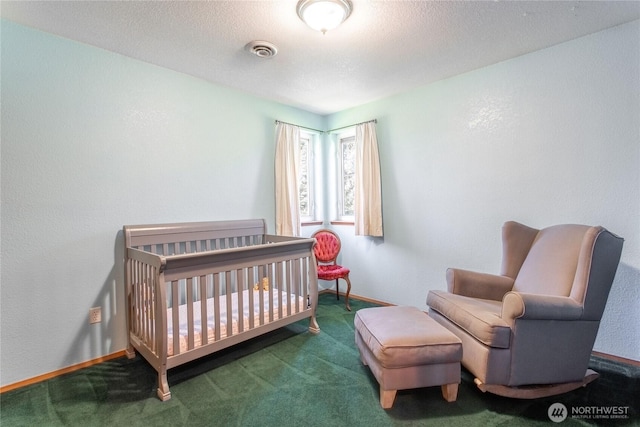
left=123, top=220, right=320, bottom=400
left=124, top=221, right=319, bottom=402
left=125, top=219, right=267, bottom=255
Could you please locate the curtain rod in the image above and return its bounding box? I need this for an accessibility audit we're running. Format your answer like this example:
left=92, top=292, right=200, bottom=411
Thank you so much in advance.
left=326, top=119, right=377, bottom=134
left=275, top=119, right=377, bottom=134
left=274, top=120, right=324, bottom=134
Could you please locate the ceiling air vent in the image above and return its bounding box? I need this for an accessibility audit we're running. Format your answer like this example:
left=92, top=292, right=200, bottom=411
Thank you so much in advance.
left=245, top=41, right=278, bottom=58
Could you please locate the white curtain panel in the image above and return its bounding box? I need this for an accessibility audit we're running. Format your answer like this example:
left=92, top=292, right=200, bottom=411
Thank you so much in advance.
left=355, top=122, right=384, bottom=237
left=275, top=122, right=301, bottom=237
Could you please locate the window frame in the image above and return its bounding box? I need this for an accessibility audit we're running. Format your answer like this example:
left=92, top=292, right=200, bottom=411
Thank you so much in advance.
left=335, top=129, right=356, bottom=222
left=298, top=130, right=317, bottom=223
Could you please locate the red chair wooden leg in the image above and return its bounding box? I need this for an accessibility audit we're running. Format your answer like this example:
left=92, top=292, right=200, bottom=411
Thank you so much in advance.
left=336, top=279, right=340, bottom=300
left=344, top=275, right=352, bottom=311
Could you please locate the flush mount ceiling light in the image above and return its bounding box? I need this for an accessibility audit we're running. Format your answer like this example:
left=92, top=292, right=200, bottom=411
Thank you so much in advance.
left=296, top=0, right=352, bottom=34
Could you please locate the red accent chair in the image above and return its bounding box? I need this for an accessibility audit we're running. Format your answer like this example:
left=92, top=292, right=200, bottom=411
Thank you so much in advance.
left=312, top=229, right=351, bottom=311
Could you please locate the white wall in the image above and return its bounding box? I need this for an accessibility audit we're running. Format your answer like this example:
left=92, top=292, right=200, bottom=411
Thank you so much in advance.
left=0, top=20, right=323, bottom=387
left=325, top=21, right=640, bottom=362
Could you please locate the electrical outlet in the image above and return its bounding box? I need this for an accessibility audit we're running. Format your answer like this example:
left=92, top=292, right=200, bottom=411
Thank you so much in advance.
left=89, top=307, right=102, bottom=324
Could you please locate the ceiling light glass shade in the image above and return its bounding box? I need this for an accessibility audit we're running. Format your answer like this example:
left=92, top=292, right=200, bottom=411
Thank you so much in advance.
left=297, top=0, right=352, bottom=34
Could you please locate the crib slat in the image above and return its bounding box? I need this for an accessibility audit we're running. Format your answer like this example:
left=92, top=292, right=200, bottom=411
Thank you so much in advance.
left=132, top=261, right=139, bottom=335
left=140, top=263, right=146, bottom=340
left=291, top=258, right=298, bottom=313
left=140, top=266, right=146, bottom=344
left=149, top=266, right=156, bottom=350
left=143, top=264, right=150, bottom=346
left=288, top=258, right=295, bottom=314
left=186, top=277, right=194, bottom=350
left=258, top=266, right=265, bottom=325
left=171, top=280, right=180, bottom=355
left=291, top=258, right=298, bottom=314
left=248, top=266, right=255, bottom=329
left=268, top=264, right=274, bottom=323
left=286, top=259, right=292, bottom=316
left=136, top=262, right=142, bottom=337
left=127, top=259, right=133, bottom=335
left=237, top=269, right=244, bottom=332
left=142, top=263, right=149, bottom=342
left=200, top=275, right=208, bottom=346
left=226, top=271, right=233, bottom=337
left=301, top=258, right=308, bottom=312
left=213, top=274, right=221, bottom=341
left=132, top=261, right=139, bottom=336
left=295, top=258, right=302, bottom=313
left=277, top=261, right=283, bottom=319
left=287, top=259, right=293, bottom=316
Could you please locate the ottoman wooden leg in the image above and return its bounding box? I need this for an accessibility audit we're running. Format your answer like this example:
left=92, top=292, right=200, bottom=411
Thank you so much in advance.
left=441, top=383, right=458, bottom=402
left=380, top=388, right=397, bottom=409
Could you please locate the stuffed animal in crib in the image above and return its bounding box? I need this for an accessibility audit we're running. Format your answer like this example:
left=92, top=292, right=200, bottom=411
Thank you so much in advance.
left=254, top=277, right=269, bottom=291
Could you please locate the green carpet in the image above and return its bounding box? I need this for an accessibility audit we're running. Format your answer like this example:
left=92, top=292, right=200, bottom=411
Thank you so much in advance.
left=1, top=293, right=638, bottom=426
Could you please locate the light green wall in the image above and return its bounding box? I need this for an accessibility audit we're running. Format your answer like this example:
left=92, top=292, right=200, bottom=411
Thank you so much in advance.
left=326, top=20, right=640, bottom=362
left=0, top=20, right=322, bottom=386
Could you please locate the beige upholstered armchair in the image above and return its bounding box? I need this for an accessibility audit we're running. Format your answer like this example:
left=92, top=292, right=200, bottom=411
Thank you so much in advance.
left=427, top=221, right=624, bottom=398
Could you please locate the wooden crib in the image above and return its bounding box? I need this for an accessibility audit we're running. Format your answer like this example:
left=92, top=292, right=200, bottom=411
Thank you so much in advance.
left=123, top=219, right=319, bottom=401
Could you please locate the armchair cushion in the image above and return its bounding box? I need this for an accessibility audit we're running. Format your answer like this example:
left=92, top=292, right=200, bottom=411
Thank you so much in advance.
left=512, top=224, right=588, bottom=296
left=446, top=268, right=514, bottom=301
left=427, top=291, right=511, bottom=349
left=501, top=292, right=583, bottom=323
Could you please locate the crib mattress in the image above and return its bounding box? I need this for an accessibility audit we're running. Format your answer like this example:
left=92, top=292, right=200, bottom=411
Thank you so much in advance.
left=167, top=289, right=304, bottom=356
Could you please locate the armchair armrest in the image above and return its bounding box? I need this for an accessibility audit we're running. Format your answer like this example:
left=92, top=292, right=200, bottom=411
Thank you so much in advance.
left=502, top=292, right=583, bottom=322
left=446, top=268, right=514, bottom=301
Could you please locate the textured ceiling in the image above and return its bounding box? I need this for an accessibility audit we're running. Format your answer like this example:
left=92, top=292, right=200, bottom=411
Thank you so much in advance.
left=2, top=1, right=639, bottom=115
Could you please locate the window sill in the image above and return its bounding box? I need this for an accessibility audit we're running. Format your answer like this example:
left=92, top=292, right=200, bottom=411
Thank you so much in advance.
left=300, top=221, right=354, bottom=226
left=330, top=221, right=354, bottom=226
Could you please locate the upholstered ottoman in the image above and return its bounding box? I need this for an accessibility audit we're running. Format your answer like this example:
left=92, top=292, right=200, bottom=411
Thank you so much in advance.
left=354, top=306, right=462, bottom=409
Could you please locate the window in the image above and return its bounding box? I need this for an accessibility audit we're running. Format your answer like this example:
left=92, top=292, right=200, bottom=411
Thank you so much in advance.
left=337, top=130, right=356, bottom=220
left=298, top=131, right=316, bottom=221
